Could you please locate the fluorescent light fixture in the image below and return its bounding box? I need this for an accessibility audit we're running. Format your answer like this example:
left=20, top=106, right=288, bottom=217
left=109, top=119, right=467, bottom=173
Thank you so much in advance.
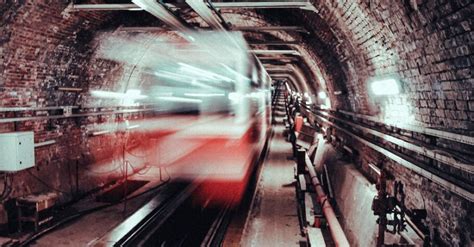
left=91, top=89, right=147, bottom=107
left=228, top=92, right=242, bottom=103
left=370, top=78, right=399, bottom=96
left=221, top=63, right=250, bottom=81
left=184, top=93, right=225, bottom=97
left=178, top=63, right=233, bottom=82
left=91, top=89, right=147, bottom=100
left=156, top=96, right=203, bottom=104
left=91, top=130, right=111, bottom=136
left=318, top=91, right=327, bottom=99
left=127, top=124, right=140, bottom=130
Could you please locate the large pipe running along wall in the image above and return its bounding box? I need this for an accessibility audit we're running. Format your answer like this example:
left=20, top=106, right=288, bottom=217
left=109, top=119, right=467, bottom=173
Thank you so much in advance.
left=304, top=152, right=350, bottom=247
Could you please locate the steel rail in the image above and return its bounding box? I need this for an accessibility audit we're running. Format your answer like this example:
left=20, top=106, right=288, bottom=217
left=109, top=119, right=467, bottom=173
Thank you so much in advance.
left=93, top=181, right=201, bottom=246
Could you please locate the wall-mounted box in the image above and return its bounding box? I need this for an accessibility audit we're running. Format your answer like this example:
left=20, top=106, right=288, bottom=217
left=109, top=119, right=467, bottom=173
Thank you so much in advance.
left=0, top=132, right=35, bottom=171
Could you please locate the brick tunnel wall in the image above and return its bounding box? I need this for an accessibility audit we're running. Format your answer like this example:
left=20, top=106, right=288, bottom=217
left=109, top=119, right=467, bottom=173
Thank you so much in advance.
left=277, top=1, right=473, bottom=245
left=267, top=1, right=473, bottom=132
left=0, top=1, right=158, bottom=231
left=0, top=0, right=472, bottom=244
left=261, top=1, right=473, bottom=246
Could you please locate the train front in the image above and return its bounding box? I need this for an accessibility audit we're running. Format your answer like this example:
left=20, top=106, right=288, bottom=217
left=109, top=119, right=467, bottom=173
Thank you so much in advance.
left=92, top=31, right=271, bottom=207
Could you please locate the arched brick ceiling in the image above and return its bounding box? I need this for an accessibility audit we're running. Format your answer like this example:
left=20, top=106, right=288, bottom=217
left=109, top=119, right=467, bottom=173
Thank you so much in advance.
left=2, top=0, right=473, bottom=133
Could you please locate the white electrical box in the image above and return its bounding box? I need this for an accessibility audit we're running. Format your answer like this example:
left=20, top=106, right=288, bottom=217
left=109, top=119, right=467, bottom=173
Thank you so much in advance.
left=0, top=132, right=35, bottom=171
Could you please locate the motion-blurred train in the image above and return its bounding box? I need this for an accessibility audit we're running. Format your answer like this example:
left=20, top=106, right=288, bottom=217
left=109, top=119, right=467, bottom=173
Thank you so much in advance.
left=92, top=32, right=272, bottom=207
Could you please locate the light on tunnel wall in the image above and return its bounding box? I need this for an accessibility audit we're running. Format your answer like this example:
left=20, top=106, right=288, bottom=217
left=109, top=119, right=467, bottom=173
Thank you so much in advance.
left=318, top=91, right=327, bottom=99
left=91, top=89, right=147, bottom=107
left=370, top=78, right=400, bottom=96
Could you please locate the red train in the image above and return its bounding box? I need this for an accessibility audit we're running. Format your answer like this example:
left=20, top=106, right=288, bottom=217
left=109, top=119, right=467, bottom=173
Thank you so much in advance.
left=90, top=32, right=272, bottom=207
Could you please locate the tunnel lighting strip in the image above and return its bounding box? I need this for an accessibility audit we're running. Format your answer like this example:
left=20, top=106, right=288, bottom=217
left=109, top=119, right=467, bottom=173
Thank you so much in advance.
left=311, top=112, right=473, bottom=201
left=338, top=110, right=474, bottom=146
left=314, top=110, right=474, bottom=174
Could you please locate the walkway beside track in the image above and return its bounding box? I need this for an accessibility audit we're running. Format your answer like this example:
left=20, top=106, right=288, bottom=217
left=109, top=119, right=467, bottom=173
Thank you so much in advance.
left=241, top=89, right=303, bottom=246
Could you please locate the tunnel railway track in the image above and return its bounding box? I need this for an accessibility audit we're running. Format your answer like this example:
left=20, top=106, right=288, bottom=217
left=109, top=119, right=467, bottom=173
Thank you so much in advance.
left=91, top=181, right=201, bottom=246
left=90, top=179, right=235, bottom=247
left=295, top=102, right=474, bottom=201
left=90, top=89, right=281, bottom=247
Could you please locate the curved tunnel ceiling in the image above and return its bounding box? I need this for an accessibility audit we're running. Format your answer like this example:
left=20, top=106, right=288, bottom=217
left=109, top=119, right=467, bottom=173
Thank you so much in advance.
left=3, top=0, right=473, bottom=135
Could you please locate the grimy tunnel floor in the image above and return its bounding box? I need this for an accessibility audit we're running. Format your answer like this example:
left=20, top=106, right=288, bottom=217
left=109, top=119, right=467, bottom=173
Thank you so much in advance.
left=241, top=94, right=304, bottom=246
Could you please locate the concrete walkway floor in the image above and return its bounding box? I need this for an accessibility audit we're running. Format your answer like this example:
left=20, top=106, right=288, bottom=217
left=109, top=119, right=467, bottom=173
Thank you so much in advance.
left=241, top=97, right=304, bottom=247
left=29, top=166, right=168, bottom=246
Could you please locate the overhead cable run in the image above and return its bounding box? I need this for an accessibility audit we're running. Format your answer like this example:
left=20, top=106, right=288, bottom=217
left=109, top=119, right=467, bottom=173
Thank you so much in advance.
left=185, top=0, right=229, bottom=30
left=132, top=0, right=190, bottom=32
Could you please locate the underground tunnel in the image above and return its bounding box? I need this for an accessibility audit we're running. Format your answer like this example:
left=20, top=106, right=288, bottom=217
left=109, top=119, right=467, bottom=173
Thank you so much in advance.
left=0, top=0, right=473, bottom=246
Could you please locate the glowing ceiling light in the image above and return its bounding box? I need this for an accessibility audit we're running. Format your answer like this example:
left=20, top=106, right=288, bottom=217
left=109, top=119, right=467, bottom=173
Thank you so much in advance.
left=318, top=91, right=327, bottom=99
left=91, top=89, right=147, bottom=100
left=154, top=71, right=215, bottom=90
left=178, top=62, right=233, bottom=82
left=91, top=89, right=147, bottom=107
left=221, top=63, right=250, bottom=81
left=184, top=93, right=225, bottom=97
left=370, top=78, right=399, bottom=96
left=228, top=92, right=242, bottom=103
left=156, top=96, right=203, bottom=104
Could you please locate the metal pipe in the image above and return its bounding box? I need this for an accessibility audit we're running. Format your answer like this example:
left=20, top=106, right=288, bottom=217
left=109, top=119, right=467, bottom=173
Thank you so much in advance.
left=0, top=106, right=78, bottom=112
left=70, top=3, right=142, bottom=11
left=212, top=1, right=317, bottom=12
left=0, top=108, right=161, bottom=123
left=34, top=140, right=56, bottom=148
left=304, top=153, right=350, bottom=247
left=55, top=87, right=83, bottom=92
